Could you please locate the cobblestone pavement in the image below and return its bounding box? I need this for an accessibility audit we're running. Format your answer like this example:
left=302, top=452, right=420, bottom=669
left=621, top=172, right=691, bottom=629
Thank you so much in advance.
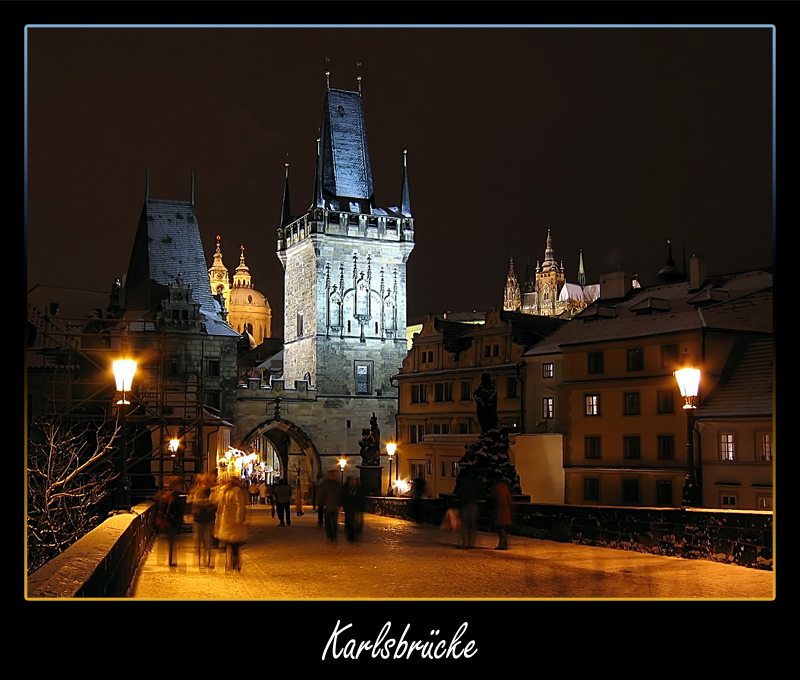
left=129, top=505, right=775, bottom=600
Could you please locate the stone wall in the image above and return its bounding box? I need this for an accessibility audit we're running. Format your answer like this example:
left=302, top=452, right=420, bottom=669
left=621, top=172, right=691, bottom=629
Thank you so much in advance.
left=27, top=502, right=157, bottom=598
left=365, top=497, right=773, bottom=570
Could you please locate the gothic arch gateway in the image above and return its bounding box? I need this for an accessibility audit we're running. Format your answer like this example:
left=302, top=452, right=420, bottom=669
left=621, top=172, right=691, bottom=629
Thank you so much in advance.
left=243, top=419, right=322, bottom=484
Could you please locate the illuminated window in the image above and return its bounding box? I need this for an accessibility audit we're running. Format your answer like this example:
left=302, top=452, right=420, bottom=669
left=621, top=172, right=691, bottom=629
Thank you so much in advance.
left=542, top=397, right=554, bottom=420
left=585, top=394, right=601, bottom=416
left=756, top=431, right=772, bottom=461
left=355, top=361, right=372, bottom=394
left=451, top=461, right=460, bottom=477
left=757, top=495, right=773, bottom=509
left=719, top=432, right=736, bottom=461
left=542, top=363, right=554, bottom=378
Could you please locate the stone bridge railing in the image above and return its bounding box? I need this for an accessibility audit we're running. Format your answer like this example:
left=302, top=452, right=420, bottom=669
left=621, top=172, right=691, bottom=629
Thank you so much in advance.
left=27, top=502, right=157, bottom=599
left=365, top=496, right=773, bottom=571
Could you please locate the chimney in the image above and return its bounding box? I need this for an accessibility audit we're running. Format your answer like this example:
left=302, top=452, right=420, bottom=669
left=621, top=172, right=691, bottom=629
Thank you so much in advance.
left=599, top=271, right=634, bottom=300
left=690, top=256, right=707, bottom=290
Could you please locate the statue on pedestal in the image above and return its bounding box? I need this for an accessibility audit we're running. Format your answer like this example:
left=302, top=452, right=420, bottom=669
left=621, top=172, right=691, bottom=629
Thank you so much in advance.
left=358, top=412, right=381, bottom=466
left=473, top=372, right=498, bottom=433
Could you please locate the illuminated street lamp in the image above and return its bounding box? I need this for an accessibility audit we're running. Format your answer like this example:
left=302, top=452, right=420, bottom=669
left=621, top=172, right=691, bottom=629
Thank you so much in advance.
left=339, top=457, right=347, bottom=484
left=112, top=357, right=137, bottom=510
left=386, top=442, right=396, bottom=496
left=674, top=362, right=702, bottom=507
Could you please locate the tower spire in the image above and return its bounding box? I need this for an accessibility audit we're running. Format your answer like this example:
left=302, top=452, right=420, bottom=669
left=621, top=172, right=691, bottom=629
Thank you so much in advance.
left=312, top=134, right=324, bottom=209
left=578, top=249, right=586, bottom=287
left=281, top=158, right=292, bottom=227
left=400, top=148, right=411, bottom=217
left=504, top=255, right=521, bottom=311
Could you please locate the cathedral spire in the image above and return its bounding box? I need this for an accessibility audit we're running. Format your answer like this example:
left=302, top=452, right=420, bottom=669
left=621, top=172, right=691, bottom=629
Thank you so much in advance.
left=400, top=148, right=411, bottom=217
left=281, top=159, right=292, bottom=227
left=503, top=255, right=521, bottom=311
left=578, top=249, right=586, bottom=287
left=542, top=227, right=558, bottom=272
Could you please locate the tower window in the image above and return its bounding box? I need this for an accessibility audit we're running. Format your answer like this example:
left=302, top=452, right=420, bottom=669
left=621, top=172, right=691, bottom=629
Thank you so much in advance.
left=297, top=312, right=304, bottom=337
left=354, top=361, right=373, bottom=395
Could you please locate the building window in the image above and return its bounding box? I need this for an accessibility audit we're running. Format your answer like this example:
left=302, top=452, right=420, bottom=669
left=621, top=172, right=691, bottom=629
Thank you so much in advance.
left=207, top=359, right=220, bottom=377
left=656, top=480, right=673, bottom=505
left=757, top=495, right=773, bottom=509
left=657, top=435, right=675, bottom=460
left=585, top=436, right=601, bottom=459
left=720, top=493, right=737, bottom=508
left=411, top=384, right=427, bottom=404
left=355, top=362, right=372, bottom=394
left=622, top=479, right=640, bottom=503
left=756, top=431, right=772, bottom=461
left=441, top=461, right=446, bottom=477
left=427, top=459, right=432, bottom=475
left=409, top=424, right=425, bottom=444
left=421, top=349, right=434, bottom=364
left=297, top=311, right=304, bottom=337
left=542, top=363, right=554, bottom=379
left=585, top=394, right=601, bottom=416
left=460, top=380, right=472, bottom=401
left=627, top=348, right=644, bottom=371
left=661, top=344, right=678, bottom=369
left=624, top=392, right=640, bottom=416
left=410, top=462, right=425, bottom=481
left=542, top=397, right=554, bottom=420
left=506, top=376, right=518, bottom=399
left=588, top=352, right=604, bottom=374
left=493, top=344, right=500, bottom=357
left=431, top=423, right=450, bottom=435
left=719, top=432, right=736, bottom=461
left=451, top=461, right=460, bottom=477
left=434, top=382, right=453, bottom=402
left=457, top=422, right=469, bottom=434
left=204, top=391, right=221, bottom=411
left=657, top=390, right=675, bottom=414
left=624, top=435, right=641, bottom=460
left=583, top=478, right=600, bottom=502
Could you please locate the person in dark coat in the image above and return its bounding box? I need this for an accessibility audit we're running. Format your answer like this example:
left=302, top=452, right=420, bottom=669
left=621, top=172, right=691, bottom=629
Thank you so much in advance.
left=456, top=472, right=481, bottom=549
left=491, top=479, right=513, bottom=550
left=341, top=476, right=366, bottom=542
left=156, top=476, right=186, bottom=566
left=274, top=478, right=293, bottom=526
left=317, top=470, right=342, bottom=542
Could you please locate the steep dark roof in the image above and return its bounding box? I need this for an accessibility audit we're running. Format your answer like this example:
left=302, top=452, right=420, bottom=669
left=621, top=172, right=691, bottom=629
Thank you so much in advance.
left=500, top=310, right=569, bottom=350
left=124, top=199, right=238, bottom=337
left=433, top=319, right=475, bottom=353
left=694, top=339, right=774, bottom=418
left=321, top=88, right=373, bottom=203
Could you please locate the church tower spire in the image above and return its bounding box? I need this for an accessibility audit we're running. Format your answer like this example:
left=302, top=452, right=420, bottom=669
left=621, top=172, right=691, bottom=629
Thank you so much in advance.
left=578, top=249, right=586, bottom=287
left=208, top=235, right=231, bottom=300
left=504, top=255, right=521, bottom=311
left=233, top=245, right=252, bottom=288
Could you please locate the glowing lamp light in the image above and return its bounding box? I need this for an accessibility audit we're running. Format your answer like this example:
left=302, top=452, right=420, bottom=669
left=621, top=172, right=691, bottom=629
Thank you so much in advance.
left=674, top=367, right=701, bottom=409
left=339, top=458, right=347, bottom=470
left=169, top=438, right=180, bottom=457
left=386, top=442, right=396, bottom=458
left=113, top=359, right=137, bottom=404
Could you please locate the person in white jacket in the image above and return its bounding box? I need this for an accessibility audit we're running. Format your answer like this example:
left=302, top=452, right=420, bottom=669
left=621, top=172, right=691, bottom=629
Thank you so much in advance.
left=214, top=477, right=248, bottom=570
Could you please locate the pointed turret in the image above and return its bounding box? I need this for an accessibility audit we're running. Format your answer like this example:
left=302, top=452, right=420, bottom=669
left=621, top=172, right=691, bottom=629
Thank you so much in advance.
left=233, top=245, right=253, bottom=288
left=542, top=227, right=558, bottom=272
left=578, top=249, right=586, bottom=287
left=400, top=148, right=411, bottom=217
left=281, top=160, right=292, bottom=227
left=657, top=239, right=686, bottom=283
left=503, top=255, right=521, bottom=311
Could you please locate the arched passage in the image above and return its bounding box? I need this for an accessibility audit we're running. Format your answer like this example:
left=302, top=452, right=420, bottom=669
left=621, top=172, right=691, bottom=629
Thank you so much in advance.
left=242, top=419, right=322, bottom=492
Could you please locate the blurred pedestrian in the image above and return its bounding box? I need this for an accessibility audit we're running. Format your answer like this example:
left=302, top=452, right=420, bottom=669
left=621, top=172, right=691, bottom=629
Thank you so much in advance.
left=214, top=476, right=248, bottom=570
left=295, top=481, right=305, bottom=516
left=318, top=469, right=342, bottom=542
left=155, top=476, right=186, bottom=566
left=456, top=472, right=481, bottom=549
left=189, top=473, right=217, bottom=567
left=491, top=479, right=513, bottom=550
left=248, top=479, right=259, bottom=505
left=411, top=475, right=426, bottom=523
left=258, top=480, right=268, bottom=505
left=266, top=481, right=275, bottom=517
left=274, top=478, right=293, bottom=526
left=341, top=476, right=366, bottom=542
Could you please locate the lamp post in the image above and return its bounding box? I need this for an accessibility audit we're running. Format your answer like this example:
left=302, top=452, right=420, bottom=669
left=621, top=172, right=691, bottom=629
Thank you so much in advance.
left=674, top=363, right=701, bottom=507
left=386, top=442, right=396, bottom=496
left=112, top=357, right=137, bottom=511
left=339, top=457, right=347, bottom=485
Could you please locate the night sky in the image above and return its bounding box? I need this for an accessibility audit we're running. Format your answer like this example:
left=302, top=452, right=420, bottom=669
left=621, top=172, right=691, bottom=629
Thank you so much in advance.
left=26, top=26, right=773, bottom=334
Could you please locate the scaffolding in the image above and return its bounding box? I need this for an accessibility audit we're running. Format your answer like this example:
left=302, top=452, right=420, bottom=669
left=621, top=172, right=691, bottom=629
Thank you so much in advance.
left=27, top=303, right=221, bottom=502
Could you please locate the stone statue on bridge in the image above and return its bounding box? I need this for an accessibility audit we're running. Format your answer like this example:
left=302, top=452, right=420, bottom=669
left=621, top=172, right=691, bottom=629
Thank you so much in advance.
left=358, top=413, right=381, bottom=467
